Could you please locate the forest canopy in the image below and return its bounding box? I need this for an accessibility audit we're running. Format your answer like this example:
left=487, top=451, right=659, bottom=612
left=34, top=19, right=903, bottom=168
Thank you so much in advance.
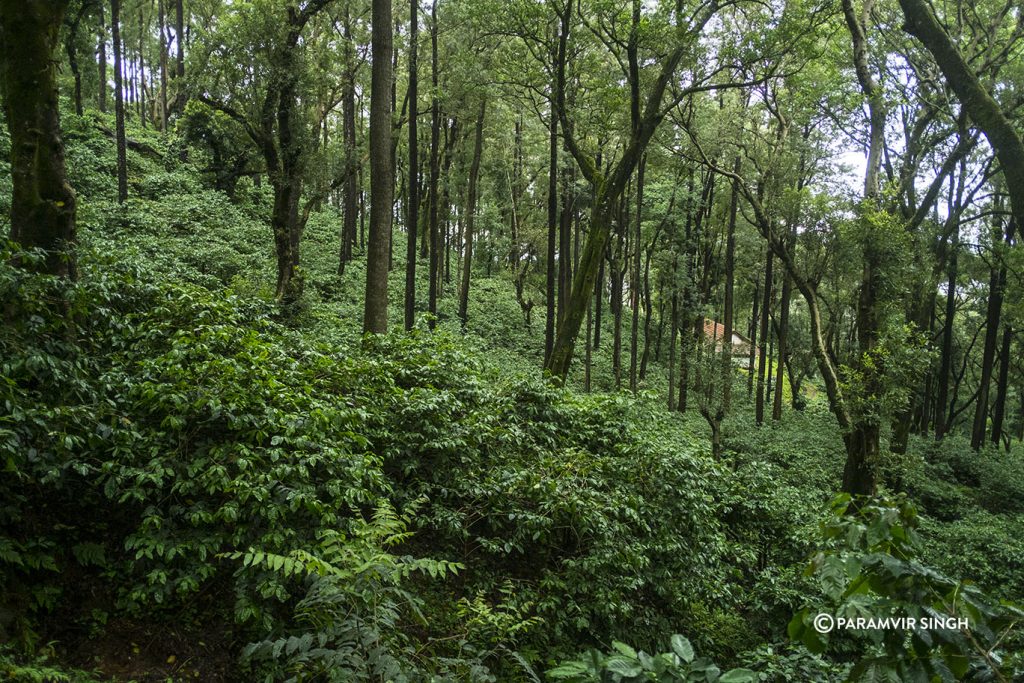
left=0, top=0, right=1023, bottom=680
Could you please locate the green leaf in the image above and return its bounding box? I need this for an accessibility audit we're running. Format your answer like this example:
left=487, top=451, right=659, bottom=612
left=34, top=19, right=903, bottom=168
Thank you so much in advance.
left=611, top=641, right=638, bottom=659
left=670, top=634, right=694, bottom=663
left=604, top=656, right=643, bottom=677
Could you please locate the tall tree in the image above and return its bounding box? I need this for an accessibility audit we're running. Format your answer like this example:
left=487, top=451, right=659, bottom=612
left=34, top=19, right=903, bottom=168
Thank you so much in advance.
left=364, top=0, right=394, bottom=333
left=544, top=99, right=558, bottom=366
left=111, top=0, right=128, bottom=203
left=97, top=1, right=107, bottom=112
left=199, top=0, right=334, bottom=302
left=458, top=99, right=485, bottom=325
left=339, top=3, right=358, bottom=275
left=404, top=0, right=419, bottom=330
left=63, top=1, right=90, bottom=117
left=426, top=0, right=440, bottom=328
left=545, top=0, right=724, bottom=379
left=0, top=0, right=77, bottom=277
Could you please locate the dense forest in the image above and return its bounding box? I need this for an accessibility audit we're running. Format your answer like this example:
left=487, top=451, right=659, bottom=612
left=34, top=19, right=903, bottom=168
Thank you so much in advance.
left=1, top=0, right=1023, bottom=680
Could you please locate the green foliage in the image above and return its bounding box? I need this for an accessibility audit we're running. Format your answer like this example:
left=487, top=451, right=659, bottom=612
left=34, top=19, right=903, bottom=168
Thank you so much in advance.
left=352, top=345, right=733, bottom=654
left=0, top=646, right=106, bottom=683
left=789, top=494, right=1024, bottom=681
left=229, top=501, right=466, bottom=682
left=547, top=635, right=756, bottom=683
left=0, top=245, right=384, bottom=634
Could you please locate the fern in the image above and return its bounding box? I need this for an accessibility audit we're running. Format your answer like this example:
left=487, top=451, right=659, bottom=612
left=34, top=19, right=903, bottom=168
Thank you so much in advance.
left=223, top=499, right=465, bottom=682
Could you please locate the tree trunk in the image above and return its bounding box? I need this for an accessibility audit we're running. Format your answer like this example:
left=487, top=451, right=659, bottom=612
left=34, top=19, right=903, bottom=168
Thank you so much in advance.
left=721, top=156, right=739, bottom=409
left=668, top=289, right=678, bottom=410
left=840, top=0, right=887, bottom=497
left=363, top=0, right=393, bottom=333
left=772, top=272, right=791, bottom=420
left=629, top=155, right=645, bottom=392
left=971, top=228, right=1007, bottom=449
left=404, top=0, right=418, bottom=330
left=558, top=148, right=573, bottom=327
left=612, top=192, right=628, bottom=389
left=593, top=250, right=604, bottom=350
left=747, top=280, right=759, bottom=398
left=990, top=324, right=1012, bottom=447
left=426, top=1, right=440, bottom=328
left=544, top=101, right=558, bottom=365
left=111, top=0, right=128, bottom=203
left=935, top=221, right=958, bottom=438
left=544, top=0, right=708, bottom=380
left=64, top=4, right=86, bottom=116
left=97, top=2, right=107, bottom=112
left=438, top=118, right=457, bottom=290
left=755, top=254, right=773, bottom=424
left=585, top=298, right=593, bottom=392
left=0, top=0, right=77, bottom=278
left=171, top=0, right=184, bottom=114
left=158, top=0, right=169, bottom=130
left=458, top=100, right=485, bottom=325
left=340, top=5, right=358, bottom=275
left=137, top=6, right=146, bottom=127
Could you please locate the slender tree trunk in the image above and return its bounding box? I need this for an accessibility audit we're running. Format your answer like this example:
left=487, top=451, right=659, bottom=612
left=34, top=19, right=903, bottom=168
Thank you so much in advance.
left=629, top=156, right=645, bottom=392
left=340, top=5, right=358, bottom=275
left=98, top=2, right=107, bottom=112
left=363, top=0, right=393, bottom=333
left=935, top=223, right=958, bottom=438
left=971, top=231, right=1007, bottom=449
left=639, top=242, right=656, bottom=379
left=138, top=6, right=146, bottom=127
left=721, top=156, right=739, bottom=408
left=172, top=0, right=184, bottom=114
left=404, top=0, right=418, bottom=330
left=755, top=254, right=773, bottom=424
left=111, top=0, right=128, bottom=203
left=458, top=100, right=485, bottom=325
left=991, top=324, right=1012, bottom=447
left=426, top=1, right=440, bottom=328
left=747, top=281, right=759, bottom=398
left=545, top=99, right=558, bottom=364
left=559, top=150, right=573, bottom=326
left=612, top=193, right=626, bottom=389
left=0, top=0, right=77, bottom=278
left=585, top=298, right=593, bottom=392
left=64, top=6, right=86, bottom=116
left=438, top=118, right=457, bottom=290
left=772, top=272, right=791, bottom=420
left=158, top=0, right=168, bottom=130
left=593, top=251, right=604, bottom=349
left=668, top=290, right=678, bottom=410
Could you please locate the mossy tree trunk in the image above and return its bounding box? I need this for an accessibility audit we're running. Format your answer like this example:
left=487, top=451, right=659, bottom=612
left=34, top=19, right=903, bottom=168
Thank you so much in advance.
left=0, top=0, right=77, bottom=278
